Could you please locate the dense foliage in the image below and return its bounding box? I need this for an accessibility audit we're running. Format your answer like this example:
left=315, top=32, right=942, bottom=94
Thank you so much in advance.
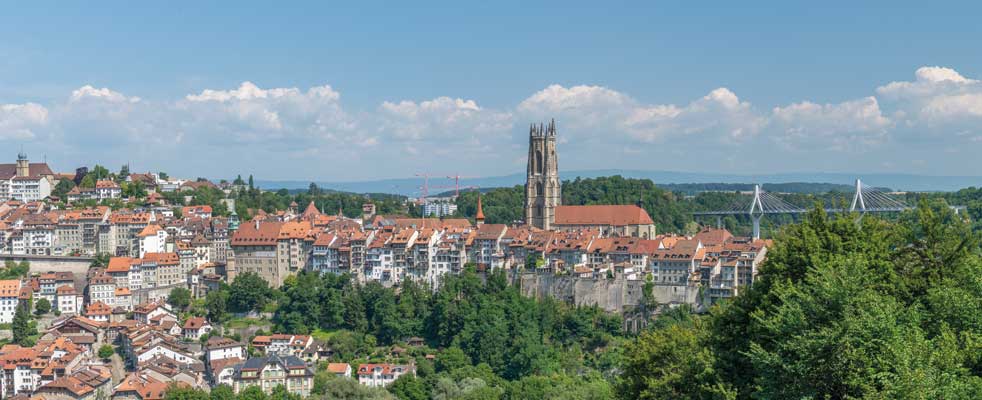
left=620, top=200, right=982, bottom=399
left=201, top=266, right=626, bottom=398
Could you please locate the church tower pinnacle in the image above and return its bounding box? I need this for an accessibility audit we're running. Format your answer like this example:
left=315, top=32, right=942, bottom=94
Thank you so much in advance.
left=525, top=119, right=561, bottom=230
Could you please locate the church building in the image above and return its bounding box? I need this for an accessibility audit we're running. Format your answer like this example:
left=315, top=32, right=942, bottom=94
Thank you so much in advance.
left=524, top=120, right=656, bottom=238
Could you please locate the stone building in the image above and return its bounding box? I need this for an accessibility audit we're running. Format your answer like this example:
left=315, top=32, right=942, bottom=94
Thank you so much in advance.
left=524, top=120, right=561, bottom=230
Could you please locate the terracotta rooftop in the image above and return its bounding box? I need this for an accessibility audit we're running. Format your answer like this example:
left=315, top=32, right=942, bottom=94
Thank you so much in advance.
left=554, top=204, right=654, bottom=226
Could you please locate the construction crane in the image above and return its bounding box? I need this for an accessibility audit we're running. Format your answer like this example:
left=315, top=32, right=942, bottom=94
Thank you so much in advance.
left=415, top=173, right=432, bottom=202
left=445, top=173, right=477, bottom=197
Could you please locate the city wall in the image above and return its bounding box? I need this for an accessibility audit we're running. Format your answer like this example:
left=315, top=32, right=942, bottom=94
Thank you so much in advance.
left=1, top=254, right=93, bottom=289
left=515, top=272, right=700, bottom=313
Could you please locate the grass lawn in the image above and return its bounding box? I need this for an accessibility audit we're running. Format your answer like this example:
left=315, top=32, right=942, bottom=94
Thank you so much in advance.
left=224, top=317, right=272, bottom=329
left=310, top=328, right=338, bottom=341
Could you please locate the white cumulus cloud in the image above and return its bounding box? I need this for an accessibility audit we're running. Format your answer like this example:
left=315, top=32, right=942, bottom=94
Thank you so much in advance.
left=378, top=96, right=512, bottom=141
left=0, top=103, right=49, bottom=140
left=770, top=96, right=891, bottom=150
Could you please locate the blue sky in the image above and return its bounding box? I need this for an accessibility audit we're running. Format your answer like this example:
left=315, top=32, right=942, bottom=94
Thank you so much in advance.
left=2, top=1, right=982, bottom=181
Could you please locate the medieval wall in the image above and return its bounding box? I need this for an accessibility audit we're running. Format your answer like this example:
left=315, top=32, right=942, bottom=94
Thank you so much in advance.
left=516, top=272, right=700, bottom=313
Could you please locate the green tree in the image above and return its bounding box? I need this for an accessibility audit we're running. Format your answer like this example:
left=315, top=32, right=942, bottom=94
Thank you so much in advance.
left=168, top=287, right=192, bottom=311
left=163, top=386, right=209, bottom=400
left=98, top=344, right=115, bottom=359
left=237, top=386, right=268, bottom=400
left=80, top=174, right=96, bottom=188
left=436, top=346, right=471, bottom=373
left=34, top=298, right=51, bottom=315
left=91, top=165, right=110, bottom=180
left=89, top=253, right=111, bottom=269
left=209, top=385, right=235, bottom=400
left=119, top=164, right=130, bottom=181
left=0, top=260, right=29, bottom=279
left=320, top=376, right=395, bottom=399
left=158, top=171, right=169, bottom=180
left=389, top=375, right=428, bottom=400
left=206, top=288, right=230, bottom=322
left=12, top=302, right=37, bottom=347
left=53, top=179, right=76, bottom=198
left=229, top=272, right=272, bottom=313
left=270, top=385, right=300, bottom=400
left=619, top=317, right=734, bottom=399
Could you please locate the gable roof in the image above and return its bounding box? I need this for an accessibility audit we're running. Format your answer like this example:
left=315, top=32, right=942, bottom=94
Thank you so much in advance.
left=554, top=205, right=654, bottom=226
left=0, top=163, right=53, bottom=180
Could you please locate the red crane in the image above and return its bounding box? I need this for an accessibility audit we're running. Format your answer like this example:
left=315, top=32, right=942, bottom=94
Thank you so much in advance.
left=446, top=173, right=477, bottom=197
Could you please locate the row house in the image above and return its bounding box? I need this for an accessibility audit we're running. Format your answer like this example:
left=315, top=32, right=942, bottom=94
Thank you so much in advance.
left=309, top=232, right=339, bottom=274
left=430, top=228, right=471, bottom=286
left=137, top=225, right=167, bottom=258
left=365, top=231, right=394, bottom=284
left=109, top=213, right=153, bottom=257
left=705, top=238, right=769, bottom=303
left=469, top=224, right=507, bottom=271
left=112, top=371, right=177, bottom=400
left=18, top=213, right=57, bottom=255
left=37, top=272, right=74, bottom=304
left=0, top=337, right=92, bottom=397
left=649, top=239, right=704, bottom=285
left=0, top=280, right=22, bottom=323
left=34, top=367, right=112, bottom=400
left=56, top=284, right=83, bottom=315
left=106, top=252, right=186, bottom=303
left=406, top=228, right=441, bottom=284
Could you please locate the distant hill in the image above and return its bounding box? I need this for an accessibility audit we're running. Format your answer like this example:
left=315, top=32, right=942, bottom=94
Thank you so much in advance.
left=256, top=169, right=982, bottom=195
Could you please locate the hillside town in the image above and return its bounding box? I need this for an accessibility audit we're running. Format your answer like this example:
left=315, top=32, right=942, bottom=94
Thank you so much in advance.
left=0, top=123, right=770, bottom=399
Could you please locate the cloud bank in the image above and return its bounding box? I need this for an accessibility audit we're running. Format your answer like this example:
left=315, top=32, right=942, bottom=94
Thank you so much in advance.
left=1, top=66, right=981, bottom=180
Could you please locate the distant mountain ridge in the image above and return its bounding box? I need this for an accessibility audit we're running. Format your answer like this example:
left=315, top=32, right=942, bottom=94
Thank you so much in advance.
left=256, top=169, right=982, bottom=195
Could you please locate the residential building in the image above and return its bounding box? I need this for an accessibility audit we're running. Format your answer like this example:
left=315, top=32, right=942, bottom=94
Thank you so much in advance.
left=231, top=355, right=313, bottom=396
left=0, top=153, right=54, bottom=202
left=0, top=280, right=22, bottom=323
left=356, top=363, right=415, bottom=388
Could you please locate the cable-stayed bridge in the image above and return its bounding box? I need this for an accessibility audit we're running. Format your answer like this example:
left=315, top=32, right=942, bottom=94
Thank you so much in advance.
left=691, top=179, right=963, bottom=239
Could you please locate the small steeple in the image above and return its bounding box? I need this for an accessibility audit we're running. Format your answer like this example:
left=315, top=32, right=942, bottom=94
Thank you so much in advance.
left=475, top=192, right=485, bottom=226
left=229, top=209, right=240, bottom=232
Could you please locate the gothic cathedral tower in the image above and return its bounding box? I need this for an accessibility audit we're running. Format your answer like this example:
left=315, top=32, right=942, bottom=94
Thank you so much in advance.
left=525, top=119, right=561, bottom=230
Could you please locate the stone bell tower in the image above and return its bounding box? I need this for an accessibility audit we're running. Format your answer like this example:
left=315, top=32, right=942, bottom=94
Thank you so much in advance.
left=525, top=119, right=561, bottom=230
left=16, top=151, right=29, bottom=177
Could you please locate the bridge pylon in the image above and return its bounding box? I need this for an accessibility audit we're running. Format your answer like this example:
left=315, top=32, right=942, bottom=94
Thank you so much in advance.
left=850, top=179, right=866, bottom=213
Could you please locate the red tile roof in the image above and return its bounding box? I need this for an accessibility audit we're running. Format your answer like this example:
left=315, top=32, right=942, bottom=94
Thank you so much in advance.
left=554, top=205, right=654, bottom=226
